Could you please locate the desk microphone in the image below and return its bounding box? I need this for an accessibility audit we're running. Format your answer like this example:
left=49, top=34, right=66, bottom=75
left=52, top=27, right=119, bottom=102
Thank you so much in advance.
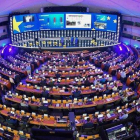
left=54, top=18, right=56, bottom=24
left=60, top=17, right=62, bottom=24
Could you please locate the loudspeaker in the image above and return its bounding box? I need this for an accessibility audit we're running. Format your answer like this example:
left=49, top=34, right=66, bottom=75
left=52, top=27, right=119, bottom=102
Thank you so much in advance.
left=87, top=7, right=89, bottom=12
left=43, top=6, right=87, bottom=12
left=41, top=8, right=44, bottom=13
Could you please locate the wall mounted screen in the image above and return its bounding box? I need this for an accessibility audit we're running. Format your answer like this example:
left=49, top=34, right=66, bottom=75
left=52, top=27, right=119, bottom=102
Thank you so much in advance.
left=92, top=14, right=118, bottom=32
left=65, top=14, right=91, bottom=29
left=12, top=12, right=118, bottom=34
left=38, top=13, right=65, bottom=30
left=13, top=14, right=39, bottom=34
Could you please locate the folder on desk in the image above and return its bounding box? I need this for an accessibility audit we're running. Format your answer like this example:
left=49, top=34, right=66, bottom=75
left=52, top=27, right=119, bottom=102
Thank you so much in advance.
left=44, top=114, right=48, bottom=117
left=125, top=108, right=131, bottom=112
left=107, top=113, right=111, bottom=118
left=106, top=98, right=112, bottom=102
left=98, top=114, right=103, bottom=118
left=60, top=90, right=64, bottom=93
left=66, top=104, right=69, bottom=107
left=25, top=98, right=29, bottom=101
left=43, top=101, right=48, bottom=106
left=84, top=117, right=89, bottom=120
left=83, top=114, right=87, bottom=117
left=78, top=102, right=82, bottom=106
left=36, top=87, right=40, bottom=90
left=56, top=104, right=60, bottom=107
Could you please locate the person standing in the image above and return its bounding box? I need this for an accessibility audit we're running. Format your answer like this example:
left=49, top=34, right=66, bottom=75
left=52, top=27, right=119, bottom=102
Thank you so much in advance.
left=9, top=77, right=15, bottom=91
left=26, top=63, right=31, bottom=76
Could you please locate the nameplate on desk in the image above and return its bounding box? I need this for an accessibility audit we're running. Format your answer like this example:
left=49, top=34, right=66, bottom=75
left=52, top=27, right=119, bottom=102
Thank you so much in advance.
left=125, top=108, right=131, bottom=112
left=107, top=114, right=111, bottom=118
left=56, top=104, right=60, bottom=107
left=25, top=98, right=29, bottom=101
left=43, top=101, right=48, bottom=106
left=66, top=104, right=69, bottom=107
left=106, top=98, right=112, bottom=102
left=98, top=114, right=103, bottom=118
left=43, top=101, right=48, bottom=104
left=78, top=102, right=83, bottom=106
left=59, top=90, right=64, bottom=93
left=86, top=101, right=93, bottom=105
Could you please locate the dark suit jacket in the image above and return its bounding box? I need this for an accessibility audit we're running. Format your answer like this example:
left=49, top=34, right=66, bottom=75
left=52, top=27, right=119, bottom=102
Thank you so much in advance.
left=73, top=91, right=81, bottom=98
left=42, top=91, right=49, bottom=98
left=55, top=73, right=61, bottom=78
left=40, top=79, right=46, bottom=87
left=83, top=122, right=95, bottom=129
left=84, top=80, right=90, bottom=86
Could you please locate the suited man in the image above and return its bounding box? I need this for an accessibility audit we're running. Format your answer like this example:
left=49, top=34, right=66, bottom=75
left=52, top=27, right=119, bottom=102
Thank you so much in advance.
left=72, top=88, right=81, bottom=98
left=40, top=77, right=46, bottom=87
left=55, top=72, right=61, bottom=78
left=42, top=88, right=49, bottom=99
left=83, top=118, right=95, bottom=129
left=84, top=78, right=90, bottom=87
left=105, top=62, right=110, bottom=71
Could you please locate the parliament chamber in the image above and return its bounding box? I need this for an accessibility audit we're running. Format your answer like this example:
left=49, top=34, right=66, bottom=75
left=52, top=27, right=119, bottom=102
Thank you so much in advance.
left=0, top=1, right=140, bottom=140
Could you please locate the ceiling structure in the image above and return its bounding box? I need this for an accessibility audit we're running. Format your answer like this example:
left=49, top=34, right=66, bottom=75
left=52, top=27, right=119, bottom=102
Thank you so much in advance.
left=0, top=0, right=140, bottom=17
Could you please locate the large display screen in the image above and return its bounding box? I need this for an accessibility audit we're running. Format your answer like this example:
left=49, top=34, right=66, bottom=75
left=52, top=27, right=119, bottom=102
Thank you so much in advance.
left=66, top=14, right=91, bottom=29
left=12, top=12, right=118, bottom=34
left=92, top=14, right=117, bottom=32
left=38, top=13, right=65, bottom=30
left=13, top=14, right=39, bottom=34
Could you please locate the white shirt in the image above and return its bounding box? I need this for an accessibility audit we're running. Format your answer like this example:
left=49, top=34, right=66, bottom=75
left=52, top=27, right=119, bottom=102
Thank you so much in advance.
left=113, top=86, right=118, bottom=92
left=9, top=77, right=14, bottom=84
left=121, top=71, right=126, bottom=78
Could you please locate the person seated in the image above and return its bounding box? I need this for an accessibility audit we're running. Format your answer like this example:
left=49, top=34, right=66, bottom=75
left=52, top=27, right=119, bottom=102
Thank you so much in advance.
left=42, top=88, right=49, bottom=98
left=120, top=70, right=126, bottom=82
left=77, top=79, right=82, bottom=86
left=93, top=77, right=98, bottom=86
left=105, top=62, right=110, bottom=71
left=100, top=77, right=106, bottom=84
left=35, top=69, right=39, bottom=74
left=72, top=88, right=81, bottom=98
left=40, top=77, right=46, bottom=87
left=6, top=115, right=17, bottom=127
left=107, top=75, right=113, bottom=82
left=83, top=118, right=95, bottom=129
left=103, top=87, right=110, bottom=94
left=48, top=79, right=54, bottom=87
left=112, top=85, right=118, bottom=92
left=55, top=72, right=61, bottom=78
left=121, top=91, right=128, bottom=103
left=65, top=87, right=69, bottom=92
left=85, top=61, right=89, bottom=66
left=119, top=110, right=128, bottom=120
left=20, top=99, right=29, bottom=107
left=125, top=122, right=135, bottom=134
left=84, top=78, right=90, bottom=87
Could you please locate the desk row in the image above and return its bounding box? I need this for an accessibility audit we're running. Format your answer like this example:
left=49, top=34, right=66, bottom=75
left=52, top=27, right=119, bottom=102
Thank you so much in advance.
left=0, top=103, right=138, bottom=128
left=5, top=91, right=135, bottom=109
